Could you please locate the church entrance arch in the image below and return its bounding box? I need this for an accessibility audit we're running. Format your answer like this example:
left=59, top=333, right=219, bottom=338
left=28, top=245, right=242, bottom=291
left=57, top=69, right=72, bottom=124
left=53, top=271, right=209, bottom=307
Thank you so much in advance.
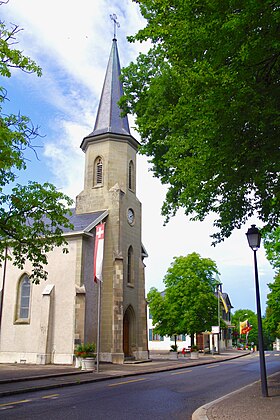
left=123, top=305, right=136, bottom=357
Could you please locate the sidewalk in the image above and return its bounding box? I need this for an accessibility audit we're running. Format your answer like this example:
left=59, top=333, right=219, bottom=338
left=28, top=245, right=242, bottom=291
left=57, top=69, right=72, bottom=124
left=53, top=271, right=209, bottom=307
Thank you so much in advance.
left=192, top=370, right=280, bottom=420
left=0, top=350, right=279, bottom=419
left=0, top=350, right=246, bottom=394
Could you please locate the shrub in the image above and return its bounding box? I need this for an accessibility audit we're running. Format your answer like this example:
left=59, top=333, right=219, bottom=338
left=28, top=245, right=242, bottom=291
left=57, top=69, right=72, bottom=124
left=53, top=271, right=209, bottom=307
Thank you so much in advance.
left=74, top=342, right=96, bottom=358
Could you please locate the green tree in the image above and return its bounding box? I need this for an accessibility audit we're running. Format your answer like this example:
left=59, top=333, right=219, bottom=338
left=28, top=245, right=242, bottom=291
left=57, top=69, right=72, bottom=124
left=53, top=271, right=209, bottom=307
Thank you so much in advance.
left=263, top=226, right=280, bottom=346
left=263, top=227, right=280, bottom=272
left=265, top=273, right=280, bottom=340
left=121, top=1, right=280, bottom=243
left=148, top=287, right=181, bottom=348
left=262, top=317, right=275, bottom=351
left=0, top=10, right=73, bottom=282
left=147, top=252, right=219, bottom=345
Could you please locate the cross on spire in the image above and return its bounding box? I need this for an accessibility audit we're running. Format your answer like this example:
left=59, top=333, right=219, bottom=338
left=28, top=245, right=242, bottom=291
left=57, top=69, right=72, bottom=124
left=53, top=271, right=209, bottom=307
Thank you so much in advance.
left=110, top=13, right=120, bottom=39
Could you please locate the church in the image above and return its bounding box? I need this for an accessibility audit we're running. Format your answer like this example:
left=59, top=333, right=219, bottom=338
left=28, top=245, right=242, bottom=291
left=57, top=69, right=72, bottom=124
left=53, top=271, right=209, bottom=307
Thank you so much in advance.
left=0, top=36, right=149, bottom=365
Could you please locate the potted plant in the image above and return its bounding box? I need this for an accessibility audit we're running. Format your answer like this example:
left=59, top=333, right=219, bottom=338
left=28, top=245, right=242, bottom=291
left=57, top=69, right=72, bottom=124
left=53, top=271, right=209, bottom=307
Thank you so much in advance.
left=74, top=342, right=96, bottom=370
left=190, top=345, right=199, bottom=359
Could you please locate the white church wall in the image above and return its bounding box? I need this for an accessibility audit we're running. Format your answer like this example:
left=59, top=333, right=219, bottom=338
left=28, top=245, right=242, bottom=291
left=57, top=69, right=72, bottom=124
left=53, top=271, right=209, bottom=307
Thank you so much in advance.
left=45, top=239, right=77, bottom=364
left=0, top=238, right=80, bottom=364
left=82, top=235, right=98, bottom=345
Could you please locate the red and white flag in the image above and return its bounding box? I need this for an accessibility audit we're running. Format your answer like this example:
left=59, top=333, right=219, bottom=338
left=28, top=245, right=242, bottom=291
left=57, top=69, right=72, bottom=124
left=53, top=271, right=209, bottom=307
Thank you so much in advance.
left=240, top=319, right=252, bottom=335
left=94, top=223, right=105, bottom=283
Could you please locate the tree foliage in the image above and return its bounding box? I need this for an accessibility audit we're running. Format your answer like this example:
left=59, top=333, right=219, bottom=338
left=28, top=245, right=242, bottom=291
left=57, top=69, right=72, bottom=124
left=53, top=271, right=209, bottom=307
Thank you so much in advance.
left=147, top=253, right=219, bottom=342
left=121, top=0, right=280, bottom=242
left=265, top=273, right=280, bottom=339
left=0, top=9, right=73, bottom=282
left=263, top=227, right=280, bottom=272
left=264, top=226, right=280, bottom=340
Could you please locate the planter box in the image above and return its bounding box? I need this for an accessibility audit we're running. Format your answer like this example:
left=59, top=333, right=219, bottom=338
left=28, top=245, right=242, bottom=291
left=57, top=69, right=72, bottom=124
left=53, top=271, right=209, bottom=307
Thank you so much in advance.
left=190, top=352, right=199, bottom=360
left=81, top=357, right=95, bottom=371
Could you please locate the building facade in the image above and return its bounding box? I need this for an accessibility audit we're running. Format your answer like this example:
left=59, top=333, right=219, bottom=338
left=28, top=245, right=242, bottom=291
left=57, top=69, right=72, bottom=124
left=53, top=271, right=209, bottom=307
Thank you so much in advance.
left=0, top=37, right=148, bottom=365
left=147, top=305, right=191, bottom=353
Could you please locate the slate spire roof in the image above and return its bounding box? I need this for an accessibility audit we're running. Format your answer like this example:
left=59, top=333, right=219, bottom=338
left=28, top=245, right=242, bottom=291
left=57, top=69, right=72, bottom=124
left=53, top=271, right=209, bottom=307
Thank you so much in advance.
left=90, top=38, right=130, bottom=137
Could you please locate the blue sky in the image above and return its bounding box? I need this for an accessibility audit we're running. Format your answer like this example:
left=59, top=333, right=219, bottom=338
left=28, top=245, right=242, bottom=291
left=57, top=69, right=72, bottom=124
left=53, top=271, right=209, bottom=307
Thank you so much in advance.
left=2, top=0, right=275, bottom=312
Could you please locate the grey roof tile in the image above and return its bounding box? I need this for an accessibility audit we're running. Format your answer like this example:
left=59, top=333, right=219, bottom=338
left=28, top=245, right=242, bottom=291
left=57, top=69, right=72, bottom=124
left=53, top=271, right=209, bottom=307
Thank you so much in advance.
left=65, top=209, right=106, bottom=233
left=38, top=209, right=107, bottom=234
left=89, top=38, right=130, bottom=137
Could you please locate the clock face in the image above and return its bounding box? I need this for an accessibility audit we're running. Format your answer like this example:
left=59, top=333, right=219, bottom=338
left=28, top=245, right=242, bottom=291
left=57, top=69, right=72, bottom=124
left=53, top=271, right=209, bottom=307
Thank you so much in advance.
left=127, top=208, right=135, bottom=225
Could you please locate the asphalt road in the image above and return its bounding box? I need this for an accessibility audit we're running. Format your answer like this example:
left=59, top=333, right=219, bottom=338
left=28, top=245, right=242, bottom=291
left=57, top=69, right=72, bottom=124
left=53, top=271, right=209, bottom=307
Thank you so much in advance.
left=0, top=353, right=279, bottom=420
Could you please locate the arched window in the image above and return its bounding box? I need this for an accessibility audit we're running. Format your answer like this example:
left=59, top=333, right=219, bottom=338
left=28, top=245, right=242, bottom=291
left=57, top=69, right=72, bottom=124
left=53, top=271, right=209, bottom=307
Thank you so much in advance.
left=16, top=274, right=31, bottom=321
left=128, top=160, right=135, bottom=191
left=94, top=157, right=103, bottom=186
left=127, top=246, right=134, bottom=285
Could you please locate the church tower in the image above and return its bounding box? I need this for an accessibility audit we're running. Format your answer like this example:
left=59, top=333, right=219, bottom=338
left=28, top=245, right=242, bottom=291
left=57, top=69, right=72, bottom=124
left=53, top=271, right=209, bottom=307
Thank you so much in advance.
left=76, top=37, right=148, bottom=363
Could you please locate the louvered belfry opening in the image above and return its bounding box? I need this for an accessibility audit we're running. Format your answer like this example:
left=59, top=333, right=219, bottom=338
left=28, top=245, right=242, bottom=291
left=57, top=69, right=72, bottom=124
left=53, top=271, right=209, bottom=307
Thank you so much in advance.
left=96, top=157, right=103, bottom=185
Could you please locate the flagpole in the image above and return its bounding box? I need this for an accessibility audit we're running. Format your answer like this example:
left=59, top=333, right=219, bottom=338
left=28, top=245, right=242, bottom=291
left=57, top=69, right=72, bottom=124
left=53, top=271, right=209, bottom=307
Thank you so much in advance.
left=96, top=279, right=101, bottom=373
left=94, top=222, right=105, bottom=374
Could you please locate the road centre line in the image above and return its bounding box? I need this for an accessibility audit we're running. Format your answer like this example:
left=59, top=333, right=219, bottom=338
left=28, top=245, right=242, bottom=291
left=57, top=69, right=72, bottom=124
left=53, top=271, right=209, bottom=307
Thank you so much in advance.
left=171, top=369, right=193, bottom=375
left=206, top=364, right=220, bottom=369
left=108, top=378, right=146, bottom=387
left=0, top=399, right=31, bottom=408
left=221, top=361, right=244, bottom=364
left=0, top=394, right=60, bottom=409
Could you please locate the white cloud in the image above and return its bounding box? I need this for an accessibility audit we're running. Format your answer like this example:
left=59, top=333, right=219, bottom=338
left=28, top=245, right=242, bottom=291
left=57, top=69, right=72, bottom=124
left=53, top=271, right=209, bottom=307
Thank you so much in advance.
left=3, top=0, right=147, bottom=196
left=4, top=0, right=146, bottom=92
left=2, top=0, right=275, bottom=311
left=44, top=120, right=86, bottom=198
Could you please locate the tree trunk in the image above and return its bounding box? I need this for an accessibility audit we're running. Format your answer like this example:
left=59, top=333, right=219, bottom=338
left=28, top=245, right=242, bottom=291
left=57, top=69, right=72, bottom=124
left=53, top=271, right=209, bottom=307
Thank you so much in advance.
left=191, top=333, right=195, bottom=347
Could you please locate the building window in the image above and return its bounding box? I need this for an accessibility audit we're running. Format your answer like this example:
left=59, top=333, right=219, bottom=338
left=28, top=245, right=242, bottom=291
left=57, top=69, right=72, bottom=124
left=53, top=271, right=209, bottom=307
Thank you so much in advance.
left=127, top=246, right=134, bottom=285
left=94, top=157, right=103, bottom=186
left=128, top=160, right=135, bottom=191
left=149, top=329, right=164, bottom=341
left=16, top=274, right=31, bottom=322
left=171, top=334, right=186, bottom=342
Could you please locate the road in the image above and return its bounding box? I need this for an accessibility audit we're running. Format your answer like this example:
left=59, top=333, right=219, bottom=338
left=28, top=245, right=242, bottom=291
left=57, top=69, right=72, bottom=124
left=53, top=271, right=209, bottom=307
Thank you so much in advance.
left=0, top=352, right=279, bottom=420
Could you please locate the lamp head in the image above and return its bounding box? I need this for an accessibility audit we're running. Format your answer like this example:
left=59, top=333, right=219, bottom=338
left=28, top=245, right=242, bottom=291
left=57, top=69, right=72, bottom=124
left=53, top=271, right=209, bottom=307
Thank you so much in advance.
left=246, top=224, right=261, bottom=251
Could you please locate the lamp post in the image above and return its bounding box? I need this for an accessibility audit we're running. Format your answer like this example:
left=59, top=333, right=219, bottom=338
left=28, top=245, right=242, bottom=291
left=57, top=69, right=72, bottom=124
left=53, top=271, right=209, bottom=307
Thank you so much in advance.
left=216, top=282, right=222, bottom=354
left=246, top=224, right=268, bottom=397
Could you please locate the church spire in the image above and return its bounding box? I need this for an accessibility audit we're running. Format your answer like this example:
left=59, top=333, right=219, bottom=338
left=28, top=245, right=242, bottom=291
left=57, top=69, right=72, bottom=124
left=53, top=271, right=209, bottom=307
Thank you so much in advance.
left=89, top=37, right=130, bottom=138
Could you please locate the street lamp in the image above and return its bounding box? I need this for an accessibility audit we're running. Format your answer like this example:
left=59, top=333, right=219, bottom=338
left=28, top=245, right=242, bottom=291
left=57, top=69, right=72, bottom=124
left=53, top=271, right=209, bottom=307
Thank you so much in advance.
left=216, top=281, right=222, bottom=354
left=246, top=224, right=268, bottom=397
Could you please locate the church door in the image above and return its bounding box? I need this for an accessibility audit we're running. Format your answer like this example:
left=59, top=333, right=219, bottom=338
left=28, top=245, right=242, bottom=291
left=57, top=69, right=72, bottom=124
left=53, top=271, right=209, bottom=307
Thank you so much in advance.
left=123, top=313, right=130, bottom=356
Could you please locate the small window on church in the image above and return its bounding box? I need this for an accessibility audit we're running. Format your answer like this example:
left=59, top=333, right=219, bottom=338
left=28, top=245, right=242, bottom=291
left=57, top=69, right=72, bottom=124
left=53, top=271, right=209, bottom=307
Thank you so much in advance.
left=94, top=157, right=103, bottom=186
left=15, top=274, right=31, bottom=323
left=128, top=160, right=135, bottom=191
left=127, top=246, right=134, bottom=285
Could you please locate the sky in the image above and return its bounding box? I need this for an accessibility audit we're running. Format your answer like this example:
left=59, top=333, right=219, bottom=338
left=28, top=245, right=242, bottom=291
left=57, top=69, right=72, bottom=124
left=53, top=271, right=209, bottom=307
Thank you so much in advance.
left=2, top=0, right=276, bottom=313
